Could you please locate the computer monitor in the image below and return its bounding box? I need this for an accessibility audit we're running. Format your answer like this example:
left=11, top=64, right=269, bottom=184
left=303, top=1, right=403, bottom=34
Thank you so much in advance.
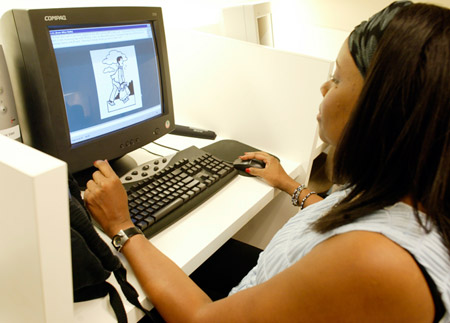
left=0, top=7, right=175, bottom=176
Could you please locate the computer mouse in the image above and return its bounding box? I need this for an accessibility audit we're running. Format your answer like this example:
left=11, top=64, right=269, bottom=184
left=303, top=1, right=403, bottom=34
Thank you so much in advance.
left=233, top=158, right=265, bottom=175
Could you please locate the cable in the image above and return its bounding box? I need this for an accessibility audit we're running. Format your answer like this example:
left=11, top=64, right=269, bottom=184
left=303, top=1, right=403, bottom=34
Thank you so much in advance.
left=140, top=147, right=164, bottom=157
left=152, top=141, right=180, bottom=152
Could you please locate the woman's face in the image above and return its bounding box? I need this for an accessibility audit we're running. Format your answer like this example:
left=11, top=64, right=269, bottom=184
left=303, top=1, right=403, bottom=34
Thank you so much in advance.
left=317, top=39, right=364, bottom=146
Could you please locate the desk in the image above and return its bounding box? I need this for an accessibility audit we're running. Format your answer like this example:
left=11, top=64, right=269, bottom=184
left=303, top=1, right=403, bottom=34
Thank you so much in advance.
left=73, top=134, right=303, bottom=322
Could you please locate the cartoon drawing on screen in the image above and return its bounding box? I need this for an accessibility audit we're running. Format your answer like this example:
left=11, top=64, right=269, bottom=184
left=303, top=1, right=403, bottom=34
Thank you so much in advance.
left=107, top=55, right=130, bottom=106
left=90, top=46, right=143, bottom=119
left=102, top=51, right=134, bottom=111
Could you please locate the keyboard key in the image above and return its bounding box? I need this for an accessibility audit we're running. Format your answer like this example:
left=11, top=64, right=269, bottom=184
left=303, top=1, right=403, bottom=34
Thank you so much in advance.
left=152, top=198, right=183, bottom=221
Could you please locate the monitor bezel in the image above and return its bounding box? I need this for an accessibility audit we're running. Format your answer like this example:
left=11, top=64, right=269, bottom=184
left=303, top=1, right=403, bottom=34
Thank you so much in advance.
left=7, top=7, right=175, bottom=172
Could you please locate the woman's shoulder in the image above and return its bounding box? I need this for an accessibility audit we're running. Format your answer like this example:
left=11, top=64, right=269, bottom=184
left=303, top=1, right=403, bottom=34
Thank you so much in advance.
left=286, top=229, right=435, bottom=321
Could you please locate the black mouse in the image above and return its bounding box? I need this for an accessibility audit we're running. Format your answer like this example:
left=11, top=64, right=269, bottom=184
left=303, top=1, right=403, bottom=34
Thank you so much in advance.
left=233, top=158, right=265, bottom=176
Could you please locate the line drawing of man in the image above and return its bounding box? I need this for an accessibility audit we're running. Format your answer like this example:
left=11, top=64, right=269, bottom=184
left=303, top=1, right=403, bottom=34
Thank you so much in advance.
left=107, top=56, right=130, bottom=106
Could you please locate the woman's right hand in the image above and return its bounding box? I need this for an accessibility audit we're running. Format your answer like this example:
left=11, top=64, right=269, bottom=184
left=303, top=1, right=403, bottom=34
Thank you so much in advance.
left=84, top=160, right=134, bottom=238
left=238, top=151, right=300, bottom=195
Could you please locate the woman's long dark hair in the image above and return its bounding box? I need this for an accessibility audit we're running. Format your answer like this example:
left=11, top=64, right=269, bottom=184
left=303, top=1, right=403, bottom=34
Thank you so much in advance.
left=313, top=4, right=450, bottom=255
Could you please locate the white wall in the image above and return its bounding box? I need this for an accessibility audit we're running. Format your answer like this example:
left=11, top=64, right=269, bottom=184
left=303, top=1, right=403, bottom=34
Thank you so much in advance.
left=271, top=0, right=450, bottom=33
left=2, top=0, right=448, bottom=60
left=270, top=0, right=449, bottom=60
left=2, top=0, right=448, bottom=33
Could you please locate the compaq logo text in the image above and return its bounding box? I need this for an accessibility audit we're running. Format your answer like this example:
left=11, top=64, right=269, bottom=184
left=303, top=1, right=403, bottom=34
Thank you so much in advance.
left=44, top=15, right=67, bottom=21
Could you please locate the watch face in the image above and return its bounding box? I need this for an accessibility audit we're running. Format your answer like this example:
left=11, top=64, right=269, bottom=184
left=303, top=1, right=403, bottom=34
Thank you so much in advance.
left=112, top=235, right=123, bottom=248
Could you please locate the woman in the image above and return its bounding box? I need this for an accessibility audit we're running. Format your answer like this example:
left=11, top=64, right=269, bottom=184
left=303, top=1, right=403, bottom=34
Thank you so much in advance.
left=84, top=2, right=450, bottom=322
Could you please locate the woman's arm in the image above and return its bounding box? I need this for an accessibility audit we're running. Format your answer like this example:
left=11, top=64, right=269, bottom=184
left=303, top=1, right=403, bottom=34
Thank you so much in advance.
left=123, top=231, right=434, bottom=323
left=83, top=160, right=213, bottom=321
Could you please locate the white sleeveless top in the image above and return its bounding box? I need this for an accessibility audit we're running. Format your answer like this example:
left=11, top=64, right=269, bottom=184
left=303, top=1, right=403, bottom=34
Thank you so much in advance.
left=229, top=189, right=450, bottom=322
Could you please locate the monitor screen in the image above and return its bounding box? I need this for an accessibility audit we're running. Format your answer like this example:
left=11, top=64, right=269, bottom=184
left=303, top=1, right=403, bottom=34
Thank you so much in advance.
left=50, top=23, right=162, bottom=145
left=0, top=7, right=175, bottom=175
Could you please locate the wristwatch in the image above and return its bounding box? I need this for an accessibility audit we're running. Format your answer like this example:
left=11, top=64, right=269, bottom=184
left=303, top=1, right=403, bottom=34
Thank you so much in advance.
left=112, top=226, right=143, bottom=252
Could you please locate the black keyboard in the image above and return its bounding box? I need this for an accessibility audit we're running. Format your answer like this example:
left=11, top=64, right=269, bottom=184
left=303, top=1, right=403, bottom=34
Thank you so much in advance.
left=120, top=146, right=238, bottom=238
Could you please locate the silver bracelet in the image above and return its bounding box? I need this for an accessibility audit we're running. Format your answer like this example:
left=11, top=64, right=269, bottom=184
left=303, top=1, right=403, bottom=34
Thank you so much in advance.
left=300, top=191, right=316, bottom=210
left=291, top=184, right=305, bottom=206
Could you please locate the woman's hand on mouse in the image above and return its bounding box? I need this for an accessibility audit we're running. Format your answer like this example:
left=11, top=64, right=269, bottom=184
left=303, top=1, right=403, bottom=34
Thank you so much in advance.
left=239, top=152, right=300, bottom=194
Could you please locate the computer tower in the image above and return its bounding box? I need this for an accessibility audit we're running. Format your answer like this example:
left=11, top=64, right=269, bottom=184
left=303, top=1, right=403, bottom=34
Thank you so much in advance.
left=0, top=45, right=21, bottom=141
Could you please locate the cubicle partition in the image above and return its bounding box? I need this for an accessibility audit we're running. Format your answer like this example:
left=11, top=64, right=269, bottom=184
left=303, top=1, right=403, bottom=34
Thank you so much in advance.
left=0, top=135, right=71, bottom=322
left=166, top=28, right=333, bottom=185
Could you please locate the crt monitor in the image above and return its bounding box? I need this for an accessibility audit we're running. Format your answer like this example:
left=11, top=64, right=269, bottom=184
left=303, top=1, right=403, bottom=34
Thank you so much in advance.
left=0, top=7, right=175, bottom=175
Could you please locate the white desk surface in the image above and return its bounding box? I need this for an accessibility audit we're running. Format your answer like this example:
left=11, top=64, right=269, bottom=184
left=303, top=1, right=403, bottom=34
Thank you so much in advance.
left=73, top=134, right=303, bottom=322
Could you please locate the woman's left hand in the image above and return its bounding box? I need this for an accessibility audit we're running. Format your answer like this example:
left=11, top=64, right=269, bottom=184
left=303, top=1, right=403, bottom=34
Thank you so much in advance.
left=239, top=151, right=300, bottom=195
